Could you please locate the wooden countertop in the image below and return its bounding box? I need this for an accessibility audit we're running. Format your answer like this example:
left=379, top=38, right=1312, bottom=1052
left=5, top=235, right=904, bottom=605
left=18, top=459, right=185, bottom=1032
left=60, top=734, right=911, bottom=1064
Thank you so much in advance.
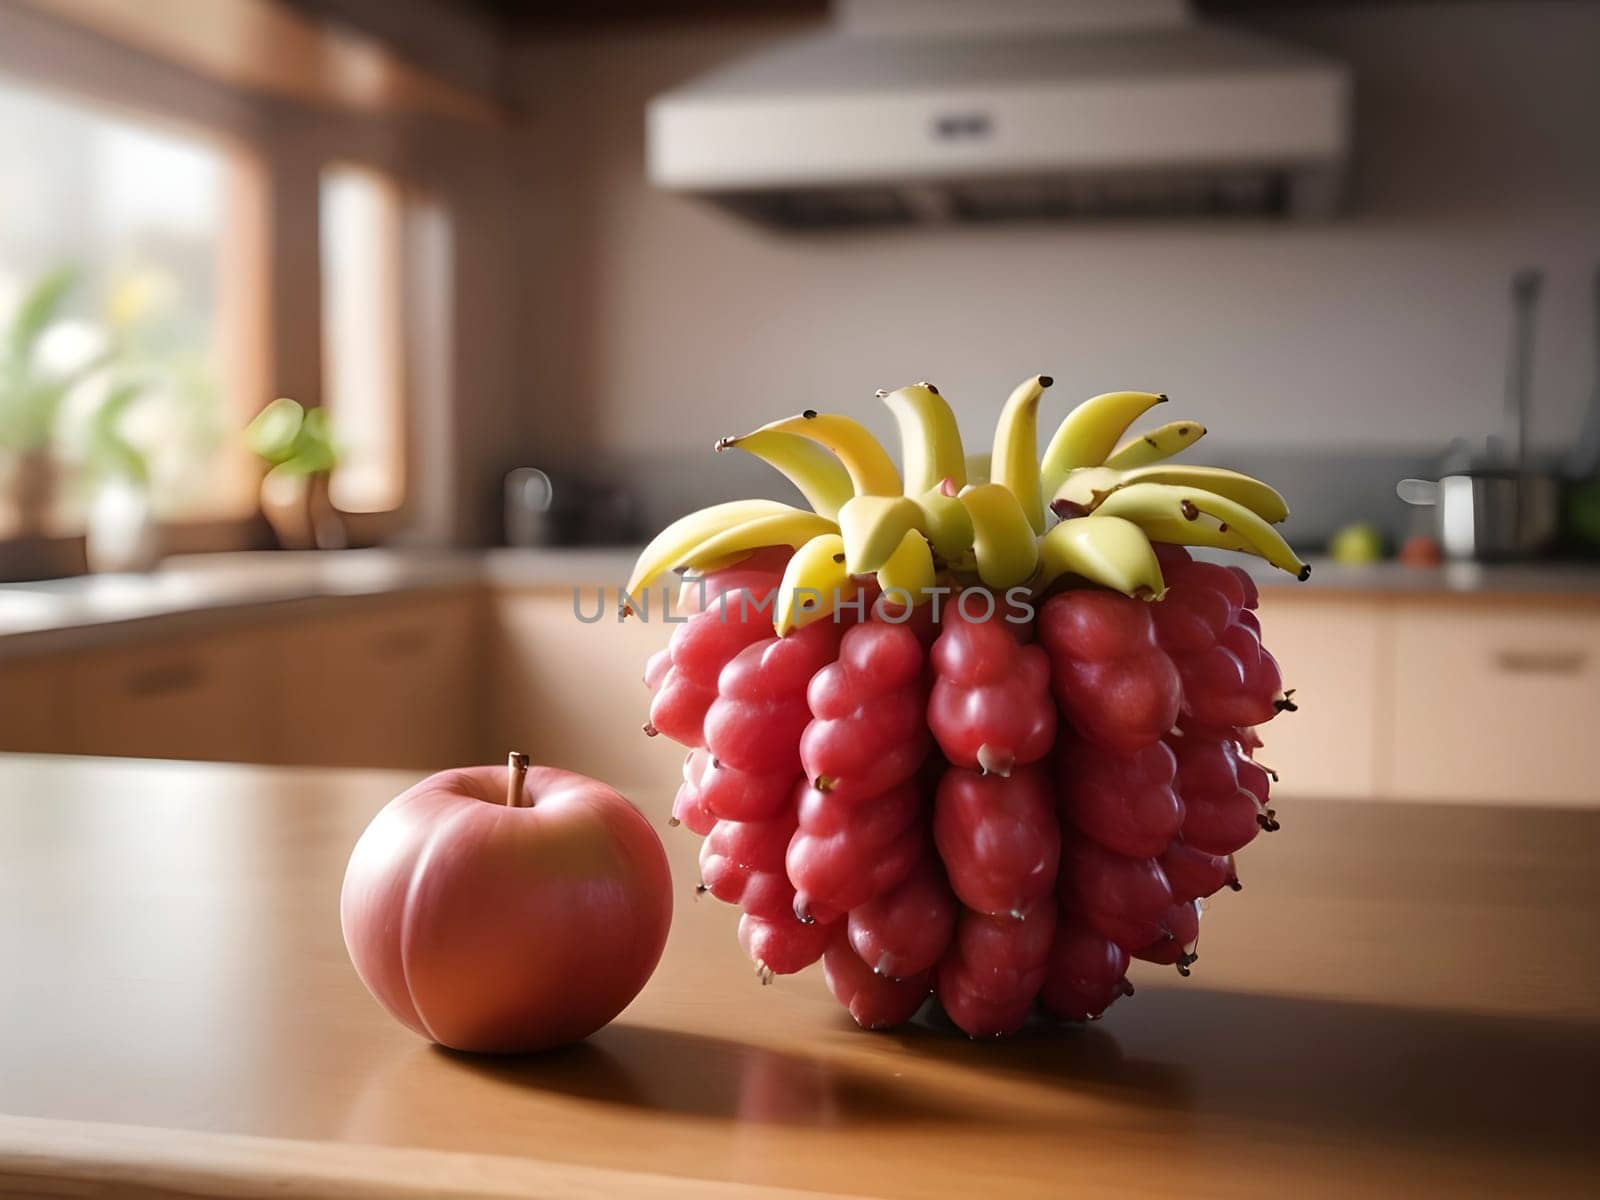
left=2, top=754, right=1596, bottom=1198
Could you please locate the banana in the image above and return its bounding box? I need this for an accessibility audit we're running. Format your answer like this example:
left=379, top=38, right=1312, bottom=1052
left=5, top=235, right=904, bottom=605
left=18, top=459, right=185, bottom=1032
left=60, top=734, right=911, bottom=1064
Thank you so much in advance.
left=1127, top=465, right=1287, bottom=524
left=957, top=483, right=1039, bottom=590
left=912, top=482, right=976, bottom=565
left=747, top=411, right=901, bottom=497
left=990, top=374, right=1051, bottom=535
left=1052, top=464, right=1289, bottom=525
left=625, top=499, right=798, bottom=601
left=1040, top=391, right=1168, bottom=493
left=1105, top=419, right=1207, bottom=470
left=1035, top=515, right=1167, bottom=599
left=676, top=509, right=839, bottom=572
left=640, top=375, right=1305, bottom=637
left=1094, top=483, right=1310, bottom=579
left=1047, top=467, right=1122, bottom=518
left=837, top=493, right=925, bottom=575
left=714, top=429, right=853, bottom=520
left=880, top=382, right=966, bottom=496
left=775, top=532, right=851, bottom=635
left=876, top=528, right=936, bottom=604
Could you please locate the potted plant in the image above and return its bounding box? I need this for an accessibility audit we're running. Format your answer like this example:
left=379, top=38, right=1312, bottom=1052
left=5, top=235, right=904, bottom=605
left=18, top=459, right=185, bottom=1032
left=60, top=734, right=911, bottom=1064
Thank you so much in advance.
left=80, top=377, right=161, bottom=573
left=0, top=266, right=106, bottom=535
left=246, top=397, right=346, bottom=549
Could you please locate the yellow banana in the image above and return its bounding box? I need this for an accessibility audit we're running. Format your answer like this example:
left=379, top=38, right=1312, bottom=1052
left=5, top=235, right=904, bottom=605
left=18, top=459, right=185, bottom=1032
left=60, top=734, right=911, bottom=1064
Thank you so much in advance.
left=880, top=382, right=966, bottom=496
left=1128, top=465, right=1287, bottom=523
left=958, top=483, right=1039, bottom=589
left=1035, top=515, right=1167, bottom=599
left=1047, top=467, right=1122, bottom=518
left=838, top=493, right=925, bottom=575
left=677, top=509, right=839, bottom=572
left=990, top=374, right=1051, bottom=535
left=876, top=528, right=936, bottom=604
left=1040, top=391, right=1168, bottom=493
left=715, top=429, right=853, bottom=520
left=748, top=411, right=901, bottom=497
left=1105, top=419, right=1207, bottom=469
left=639, top=374, right=1304, bottom=638
left=1052, top=464, right=1289, bottom=525
left=775, top=532, right=851, bottom=635
left=626, top=499, right=797, bottom=599
left=1094, top=483, right=1309, bottom=579
left=912, top=483, right=976, bottom=566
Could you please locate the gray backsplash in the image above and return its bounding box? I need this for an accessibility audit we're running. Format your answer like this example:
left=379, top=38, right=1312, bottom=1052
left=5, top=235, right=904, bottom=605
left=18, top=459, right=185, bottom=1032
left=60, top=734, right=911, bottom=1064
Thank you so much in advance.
left=537, top=446, right=1450, bottom=551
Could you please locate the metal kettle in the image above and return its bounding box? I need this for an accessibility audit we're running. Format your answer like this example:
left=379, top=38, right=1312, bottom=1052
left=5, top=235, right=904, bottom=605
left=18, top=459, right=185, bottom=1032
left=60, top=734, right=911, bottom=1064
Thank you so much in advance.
left=1397, top=471, right=1560, bottom=561
left=1398, top=268, right=1561, bottom=560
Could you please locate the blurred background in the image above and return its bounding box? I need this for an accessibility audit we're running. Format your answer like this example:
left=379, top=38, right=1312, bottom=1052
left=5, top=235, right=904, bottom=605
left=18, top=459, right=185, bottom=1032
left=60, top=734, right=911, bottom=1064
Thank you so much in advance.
left=0, top=0, right=1597, bottom=809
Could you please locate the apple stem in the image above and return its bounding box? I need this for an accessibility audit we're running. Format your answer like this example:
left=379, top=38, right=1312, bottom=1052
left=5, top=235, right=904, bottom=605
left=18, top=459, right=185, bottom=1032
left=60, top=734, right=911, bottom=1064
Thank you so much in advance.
left=506, top=751, right=530, bottom=807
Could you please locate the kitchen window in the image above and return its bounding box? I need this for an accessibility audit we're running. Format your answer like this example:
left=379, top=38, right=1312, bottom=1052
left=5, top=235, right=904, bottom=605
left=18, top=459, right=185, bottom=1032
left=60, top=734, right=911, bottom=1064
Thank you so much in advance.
left=318, top=162, right=454, bottom=524
left=0, top=75, right=268, bottom=539
left=320, top=163, right=407, bottom=516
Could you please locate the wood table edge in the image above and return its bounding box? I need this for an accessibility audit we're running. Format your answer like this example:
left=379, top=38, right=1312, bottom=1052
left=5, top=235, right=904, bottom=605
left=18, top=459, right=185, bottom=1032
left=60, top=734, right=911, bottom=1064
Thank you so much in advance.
left=0, top=1113, right=875, bottom=1200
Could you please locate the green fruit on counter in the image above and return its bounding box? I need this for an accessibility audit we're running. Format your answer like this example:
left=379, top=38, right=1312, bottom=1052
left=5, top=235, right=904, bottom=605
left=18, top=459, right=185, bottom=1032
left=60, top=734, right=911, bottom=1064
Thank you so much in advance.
left=1567, top=479, right=1600, bottom=550
left=1329, top=522, right=1386, bottom=565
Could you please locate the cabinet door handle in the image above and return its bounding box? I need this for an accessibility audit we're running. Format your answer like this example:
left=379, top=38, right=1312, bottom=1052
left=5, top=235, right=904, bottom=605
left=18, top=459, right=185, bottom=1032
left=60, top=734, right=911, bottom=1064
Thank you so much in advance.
left=1493, top=648, right=1588, bottom=675
left=125, top=661, right=206, bottom=696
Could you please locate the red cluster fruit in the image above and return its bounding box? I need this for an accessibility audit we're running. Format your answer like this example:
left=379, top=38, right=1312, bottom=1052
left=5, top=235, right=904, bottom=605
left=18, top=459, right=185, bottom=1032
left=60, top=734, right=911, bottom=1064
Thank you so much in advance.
left=650, top=545, right=1289, bottom=1037
left=927, top=597, right=1055, bottom=776
left=1150, top=544, right=1289, bottom=731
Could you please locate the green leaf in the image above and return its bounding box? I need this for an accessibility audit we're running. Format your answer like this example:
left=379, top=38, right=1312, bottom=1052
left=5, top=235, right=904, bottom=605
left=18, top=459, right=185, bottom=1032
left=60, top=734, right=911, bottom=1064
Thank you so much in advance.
left=245, top=397, right=305, bottom=466
left=0, top=264, right=94, bottom=452
left=86, top=378, right=151, bottom=485
left=7, top=265, right=79, bottom=366
left=245, top=397, right=339, bottom=474
left=286, top=405, right=338, bottom=474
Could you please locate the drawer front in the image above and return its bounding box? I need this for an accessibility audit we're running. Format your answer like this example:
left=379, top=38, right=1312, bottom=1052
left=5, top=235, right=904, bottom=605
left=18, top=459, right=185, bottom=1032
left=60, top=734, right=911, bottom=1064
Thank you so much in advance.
left=491, top=592, right=688, bottom=800
left=1252, top=595, right=1382, bottom=799
left=71, top=632, right=279, bottom=764
left=0, top=655, right=78, bottom=754
left=278, top=593, right=480, bottom=770
left=1389, top=603, right=1600, bottom=803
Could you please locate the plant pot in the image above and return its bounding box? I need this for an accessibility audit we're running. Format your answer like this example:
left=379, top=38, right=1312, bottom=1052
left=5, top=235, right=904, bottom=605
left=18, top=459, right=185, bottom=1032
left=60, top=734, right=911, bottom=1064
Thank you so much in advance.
left=85, top=476, right=161, bottom=573
left=260, top=469, right=347, bottom=551
left=11, top=449, right=57, bottom=536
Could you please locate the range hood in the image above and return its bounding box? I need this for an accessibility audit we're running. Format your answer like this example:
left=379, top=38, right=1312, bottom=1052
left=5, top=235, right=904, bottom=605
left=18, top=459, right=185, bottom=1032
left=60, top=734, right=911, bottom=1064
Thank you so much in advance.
left=646, top=0, right=1351, bottom=227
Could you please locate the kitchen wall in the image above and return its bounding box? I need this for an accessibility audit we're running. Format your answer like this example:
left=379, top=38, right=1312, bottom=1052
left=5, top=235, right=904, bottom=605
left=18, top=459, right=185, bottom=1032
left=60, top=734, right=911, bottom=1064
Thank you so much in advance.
left=9, top=1, right=1597, bottom=549
left=508, top=0, right=1600, bottom=482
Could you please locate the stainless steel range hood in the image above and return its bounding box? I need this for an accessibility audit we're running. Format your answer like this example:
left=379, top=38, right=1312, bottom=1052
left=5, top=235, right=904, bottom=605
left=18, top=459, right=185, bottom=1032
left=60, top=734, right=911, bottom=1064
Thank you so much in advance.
left=647, top=0, right=1351, bottom=227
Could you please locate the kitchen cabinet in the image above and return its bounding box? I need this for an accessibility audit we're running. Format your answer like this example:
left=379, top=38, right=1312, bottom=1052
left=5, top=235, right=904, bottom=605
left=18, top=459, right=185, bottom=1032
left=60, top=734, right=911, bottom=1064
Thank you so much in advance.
left=1389, top=600, right=1600, bottom=804
left=4, top=573, right=1597, bottom=807
left=1252, top=594, right=1384, bottom=798
left=490, top=589, right=688, bottom=785
left=274, top=590, right=483, bottom=770
left=68, top=629, right=280, bottom=764
left=0, top=654, right=77, bottom=755
left=0, top=587, right=483, bottom=770
left=1260, top=592, right=1600, bottom=805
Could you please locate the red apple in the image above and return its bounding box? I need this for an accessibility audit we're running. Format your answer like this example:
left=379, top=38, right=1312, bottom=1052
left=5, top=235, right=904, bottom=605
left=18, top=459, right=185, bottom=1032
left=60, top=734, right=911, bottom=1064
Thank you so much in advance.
left=341, top=753, right=672, bottom=1053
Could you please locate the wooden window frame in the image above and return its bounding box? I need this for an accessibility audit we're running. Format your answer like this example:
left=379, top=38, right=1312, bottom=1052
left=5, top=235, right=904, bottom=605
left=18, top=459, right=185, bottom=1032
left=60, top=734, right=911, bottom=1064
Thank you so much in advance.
left=319, top=160, right=410, bottom=521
